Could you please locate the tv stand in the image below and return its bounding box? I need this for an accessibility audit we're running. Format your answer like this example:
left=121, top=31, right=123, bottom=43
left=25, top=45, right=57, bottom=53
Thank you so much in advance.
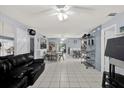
left=103, top=36, right=124, bottom=88
left=102, top=62, right=124, bottom=88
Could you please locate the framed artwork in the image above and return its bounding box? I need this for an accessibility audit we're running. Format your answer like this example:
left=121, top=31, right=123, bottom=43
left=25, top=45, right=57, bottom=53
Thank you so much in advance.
left=40, top=38, right=47, bottom=49
left=48, top=42, right=56, bottom=51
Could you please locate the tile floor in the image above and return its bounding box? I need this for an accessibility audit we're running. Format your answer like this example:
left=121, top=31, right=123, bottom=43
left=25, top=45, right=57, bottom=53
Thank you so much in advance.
left=29, top=55, right=102, bottom=88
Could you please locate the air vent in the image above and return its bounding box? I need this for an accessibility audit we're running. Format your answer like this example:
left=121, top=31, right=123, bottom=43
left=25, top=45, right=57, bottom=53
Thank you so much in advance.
left=108, top=13, right=117, bottom=16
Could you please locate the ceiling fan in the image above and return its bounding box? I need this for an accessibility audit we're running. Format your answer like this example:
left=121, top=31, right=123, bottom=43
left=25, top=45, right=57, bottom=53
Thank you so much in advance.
left=35, top=5, right=94, bottom=21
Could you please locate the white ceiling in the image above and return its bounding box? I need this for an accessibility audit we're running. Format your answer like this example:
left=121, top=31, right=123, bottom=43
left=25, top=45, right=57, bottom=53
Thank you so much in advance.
left=0, top=5, right=124, bottom=38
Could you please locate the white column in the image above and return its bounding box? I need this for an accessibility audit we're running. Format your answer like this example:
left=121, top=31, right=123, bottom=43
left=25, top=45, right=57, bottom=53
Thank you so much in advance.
left=14, top=28, right=30, bottom=55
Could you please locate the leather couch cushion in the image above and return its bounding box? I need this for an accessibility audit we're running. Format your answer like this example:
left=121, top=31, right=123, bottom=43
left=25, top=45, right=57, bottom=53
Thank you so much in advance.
left=25, top=54, right=34, bottom=62
left=0, top=53, right=45, bottom=88
left=0, top=76, right=28, bottom=88
left=8, top=54, right=33, bottom=67
left=28, top=63, right=42, bottom=76
left=0, top=60, right=7, bottom=73
left=24, top=61, right=33, bottom=67
left=14, top=56, right=27, bottom=66
left=34, top=59, right=44, bottom=63
left=0, top=55, right=14, bottom=60
left=27, top=62, right=45, bottom=85
left=8, top=76, right=28, bottom=88
left=9, top=66, right=33, bottom=79
left=0, top=59, right=13, bottom=74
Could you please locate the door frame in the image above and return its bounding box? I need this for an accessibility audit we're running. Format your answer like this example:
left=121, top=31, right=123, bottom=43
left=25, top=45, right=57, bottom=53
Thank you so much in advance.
left=59, top=43, right=66, bottom=53
left=101, top=24, right=117, bottom=72
left=30, top=37, right=34, bottom=56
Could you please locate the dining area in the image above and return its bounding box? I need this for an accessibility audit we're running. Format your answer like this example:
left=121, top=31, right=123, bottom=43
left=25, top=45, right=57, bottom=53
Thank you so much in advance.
left=45, top=51, right=64, bottom=61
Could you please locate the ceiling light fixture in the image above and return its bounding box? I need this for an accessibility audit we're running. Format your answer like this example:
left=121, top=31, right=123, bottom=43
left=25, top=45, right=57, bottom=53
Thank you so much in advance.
left=57, top=12, right=68, bottom=21
left=55, top=5, right=70, bottom=21
left=61, top=38, right=65, bottom=41
left=60, top=41, right=63, bottom=44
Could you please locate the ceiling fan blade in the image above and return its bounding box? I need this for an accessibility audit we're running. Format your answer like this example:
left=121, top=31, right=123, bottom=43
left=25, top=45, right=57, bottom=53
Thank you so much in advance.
left=39, top=8, right=53, bottom=14
left=73, top=6, right=94, bottom=11
left=70, top=6, right=95, bottom=14
left=39, top=8, right=53, bottom=13
left=32, top=8, right=54, bottom=16
left=65, top=11, right=75, bottom=15
left=49, top=13, right=58, bottom=16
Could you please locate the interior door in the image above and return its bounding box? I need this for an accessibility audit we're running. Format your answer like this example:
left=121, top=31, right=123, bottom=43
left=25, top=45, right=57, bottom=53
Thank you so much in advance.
left=30, top=37, right=34, bottom=56
left=104, top=25, right=116, bottom=71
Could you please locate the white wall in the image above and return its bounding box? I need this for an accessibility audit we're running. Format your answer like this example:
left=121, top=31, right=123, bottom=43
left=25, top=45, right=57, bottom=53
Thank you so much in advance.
left=14, top=28, right=30, bottom=55
left=0, top=18, right=15, bottom=56
left=0, top=21, right=15, bottom=37
left=34, top=33, right=47, bottom=59
left=0, top=21, right=3, bottom=35
left=0, top=13, right=30, bottom=55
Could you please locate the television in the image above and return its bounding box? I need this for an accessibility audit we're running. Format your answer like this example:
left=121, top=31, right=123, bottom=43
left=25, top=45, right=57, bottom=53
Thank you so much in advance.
left=105, top=36, right=124, bottom=61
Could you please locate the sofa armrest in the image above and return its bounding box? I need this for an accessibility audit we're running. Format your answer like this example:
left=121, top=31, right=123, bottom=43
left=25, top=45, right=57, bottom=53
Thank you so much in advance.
left=24, top=61, right=33, bottom=67
left=34, top=59, right=44, bottom=63
left=27, top=67, right=34, bottom=72
left=9, top=67, right=33, bottom=79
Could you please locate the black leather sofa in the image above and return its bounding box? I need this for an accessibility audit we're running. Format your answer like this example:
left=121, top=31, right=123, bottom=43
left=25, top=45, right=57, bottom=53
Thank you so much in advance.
left=0, top=53, right=45, bottom=88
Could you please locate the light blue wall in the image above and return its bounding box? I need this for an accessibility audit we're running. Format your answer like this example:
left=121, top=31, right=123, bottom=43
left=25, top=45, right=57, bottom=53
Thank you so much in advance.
left=92, top=12, right=124, bottom=72
left=87, top=25, right=102, bottom=71
left=48, top=38, right=60, bottom=44
left=65, top=38, right=81, bottom=50
left=94, top=26, right=102, bottom=71
left=90, top=12, right=124, bottom=72
left=48, top=38, right=81, bottom=52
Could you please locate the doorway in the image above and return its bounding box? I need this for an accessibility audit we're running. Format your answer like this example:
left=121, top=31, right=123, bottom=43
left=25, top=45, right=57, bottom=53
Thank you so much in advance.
left=30, top=37, right=34, bottom=56
left=101, top=24, right=116, bottom=72
left=68, top=47, right=70, bottom=54
left=59, top=43, right=66, bottom=53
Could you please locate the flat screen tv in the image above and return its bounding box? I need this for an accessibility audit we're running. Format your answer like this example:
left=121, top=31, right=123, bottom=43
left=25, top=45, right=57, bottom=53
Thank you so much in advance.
left=105, top=36, right=124, bottom=61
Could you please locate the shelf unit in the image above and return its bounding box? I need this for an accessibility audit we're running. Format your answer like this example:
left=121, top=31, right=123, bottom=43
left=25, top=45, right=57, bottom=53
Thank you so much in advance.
left=81, top=34, right=95, bottom=69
